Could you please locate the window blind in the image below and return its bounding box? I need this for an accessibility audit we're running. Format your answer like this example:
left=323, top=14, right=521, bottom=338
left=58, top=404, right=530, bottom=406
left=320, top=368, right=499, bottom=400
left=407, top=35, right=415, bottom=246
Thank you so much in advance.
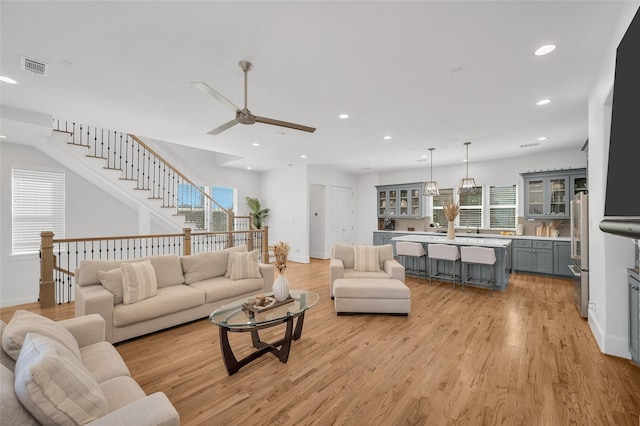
left=489, top=185, right=517, bottom=228
left=12, top=168, right=65, bottom=254
left=459, top=186, right=483, bottom=227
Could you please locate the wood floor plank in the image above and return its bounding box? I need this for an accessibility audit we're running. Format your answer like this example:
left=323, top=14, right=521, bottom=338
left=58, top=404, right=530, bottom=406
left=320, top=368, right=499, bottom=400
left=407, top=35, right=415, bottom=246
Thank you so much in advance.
left=2, top=258, right=640, bottom=425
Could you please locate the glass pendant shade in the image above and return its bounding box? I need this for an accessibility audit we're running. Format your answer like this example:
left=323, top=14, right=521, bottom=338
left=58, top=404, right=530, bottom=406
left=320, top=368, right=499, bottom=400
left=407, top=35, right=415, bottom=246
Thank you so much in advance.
left=424, top=147, right=440, bottom=196
left=458, top=142, right=476, bottom=194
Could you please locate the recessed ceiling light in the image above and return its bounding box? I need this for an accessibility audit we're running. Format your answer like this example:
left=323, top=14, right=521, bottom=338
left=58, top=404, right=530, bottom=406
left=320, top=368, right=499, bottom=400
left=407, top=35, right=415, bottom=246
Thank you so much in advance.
left=252, top=142, right=260, bottom=146
left=535, top=45, right=556, bottom=56
left=246, top=166, right=252, bottom=170
left=421, top=154, right=428, bottom=158
left=300, top=154, right=307, bottom=159
left=0, top=76, right=18, bottom=84
left=0, top=135, right=6, bottom=139
left=536, top=99, right=551, bottom=106
left=383, top=136, right=392, bottom=140
left=339, top=114, right=349, bottom=119
left=537, top=136, right=549, bottom=141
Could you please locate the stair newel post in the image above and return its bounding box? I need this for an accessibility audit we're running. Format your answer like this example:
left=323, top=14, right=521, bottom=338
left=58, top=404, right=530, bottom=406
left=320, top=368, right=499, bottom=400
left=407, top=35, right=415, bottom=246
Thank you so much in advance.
left=262, top=226, right=269, bottom=264
left=183, top=227, right=192, bottom=256
left=39, top=231, right=56, bottom=308
left=227, top=209, right=234, bottom=233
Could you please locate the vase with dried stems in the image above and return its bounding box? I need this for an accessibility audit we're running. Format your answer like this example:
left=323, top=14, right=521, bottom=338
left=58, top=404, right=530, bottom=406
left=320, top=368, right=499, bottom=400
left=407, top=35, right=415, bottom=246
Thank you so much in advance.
left=443, top=201, right=460, bottom=240
left=272, top=241, right=291, bottom=301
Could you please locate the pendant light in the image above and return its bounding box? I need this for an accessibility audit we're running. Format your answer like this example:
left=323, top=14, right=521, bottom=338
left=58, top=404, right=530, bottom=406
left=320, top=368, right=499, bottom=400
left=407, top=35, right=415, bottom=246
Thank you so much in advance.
left=458, top=141, right=476, bottom=194
left=424, top=148, right=440, bottom=196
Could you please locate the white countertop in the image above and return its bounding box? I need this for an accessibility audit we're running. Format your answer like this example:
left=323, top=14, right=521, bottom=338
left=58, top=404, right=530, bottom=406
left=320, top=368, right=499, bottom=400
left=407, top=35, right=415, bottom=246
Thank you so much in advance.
left=392, top=234, right=512, bottom=248
left=376, top=230, right=570, bottom=242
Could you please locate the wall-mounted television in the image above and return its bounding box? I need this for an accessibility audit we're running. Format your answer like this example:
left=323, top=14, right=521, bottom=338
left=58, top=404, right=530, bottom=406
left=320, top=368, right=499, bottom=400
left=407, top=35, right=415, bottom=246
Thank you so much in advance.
left=600, top=7, right=640, bottom=239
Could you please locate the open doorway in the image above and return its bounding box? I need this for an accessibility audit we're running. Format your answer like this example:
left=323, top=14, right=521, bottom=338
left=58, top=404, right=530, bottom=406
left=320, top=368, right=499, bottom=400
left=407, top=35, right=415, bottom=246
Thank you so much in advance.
left=309, top=184, right=326, bottom=259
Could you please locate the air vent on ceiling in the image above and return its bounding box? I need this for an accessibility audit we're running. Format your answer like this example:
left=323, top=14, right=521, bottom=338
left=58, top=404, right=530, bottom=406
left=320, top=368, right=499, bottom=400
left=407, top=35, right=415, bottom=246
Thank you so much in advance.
left=21, top=56, right=47, bottom=76
left=520, top=142, right=540, bottom=148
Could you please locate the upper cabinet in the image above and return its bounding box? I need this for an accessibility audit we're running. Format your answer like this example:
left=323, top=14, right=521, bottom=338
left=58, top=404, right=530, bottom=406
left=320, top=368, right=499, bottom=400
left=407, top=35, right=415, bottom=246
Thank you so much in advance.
left=522, top=168, right=586, bottom=219
left=377, top=183, right=424, bottom=218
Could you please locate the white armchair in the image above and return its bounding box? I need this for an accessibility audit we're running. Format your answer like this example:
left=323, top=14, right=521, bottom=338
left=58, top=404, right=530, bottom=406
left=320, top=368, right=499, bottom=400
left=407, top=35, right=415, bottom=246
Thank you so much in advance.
left=329, top=243, right=405, bottom=297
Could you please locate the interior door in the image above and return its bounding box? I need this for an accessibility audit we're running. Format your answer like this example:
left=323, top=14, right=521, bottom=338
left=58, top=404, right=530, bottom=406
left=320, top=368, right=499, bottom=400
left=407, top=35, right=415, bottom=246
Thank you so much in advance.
left=331, top=185, right=354, bottom=245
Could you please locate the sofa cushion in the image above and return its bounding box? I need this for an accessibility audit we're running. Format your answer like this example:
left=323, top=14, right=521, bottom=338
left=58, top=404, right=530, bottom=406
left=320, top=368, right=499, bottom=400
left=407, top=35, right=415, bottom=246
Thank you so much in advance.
left=142, top=254, right=186, bottom=288
left=113, top=285, right=205, bottom=327
left=80, top=341, right=130, bottom=384
left=1, top=364, right=39, bottom=425
left=99, top=376, right=146, bottom=413
left=1, top=320, right=16, bottom=371
left=14, top=333, right=109, bottom=425
left=333, top=243, right=355, bottom=269
left=230, top=250, right=261, bottom=280
left=354, top=246, right=381, bottom=272
left=181, top=250, right=230, bottom=284
left=97, top=268, right=124, bottom=305
left=121, top=260, right=158, bottom=304
left=2, top=310, right=81, bottom=362
left=77, top=259, right=127, bottom=287
left=189, top=276, right=264, bottom=303
left=223, top=245, right=249, bottom=278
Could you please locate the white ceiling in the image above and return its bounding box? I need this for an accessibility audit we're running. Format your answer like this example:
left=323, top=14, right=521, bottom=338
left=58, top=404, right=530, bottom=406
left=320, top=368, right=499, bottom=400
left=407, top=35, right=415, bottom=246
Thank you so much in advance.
left=0, top=1, right=624, bottom=174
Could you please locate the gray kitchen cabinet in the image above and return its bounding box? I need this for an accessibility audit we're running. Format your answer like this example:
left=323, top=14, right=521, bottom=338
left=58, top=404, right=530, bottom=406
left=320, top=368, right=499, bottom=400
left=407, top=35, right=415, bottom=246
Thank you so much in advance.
left=512, top=239, right=553, bottom=274
left=553, top=241, right=572, bottom=277
left=373, top=232, right=384, bottom=246
left=521, top=169, right=586, bottom=219
left=629, top=270, right=639, bottom=365
left=377, top=183, right=424, bottom=218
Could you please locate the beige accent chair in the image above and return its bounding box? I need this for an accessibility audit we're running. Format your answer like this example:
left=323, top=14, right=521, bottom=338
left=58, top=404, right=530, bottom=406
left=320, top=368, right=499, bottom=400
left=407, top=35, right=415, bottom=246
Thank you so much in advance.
left=329, top=243, right=405, bottom=298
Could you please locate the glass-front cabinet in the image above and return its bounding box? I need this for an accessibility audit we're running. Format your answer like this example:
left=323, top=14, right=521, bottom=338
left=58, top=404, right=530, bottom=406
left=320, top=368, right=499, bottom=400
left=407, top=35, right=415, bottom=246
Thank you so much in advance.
left=522, top=169, right=586, bottom=219
left=376, top=183, right=425, bottom=218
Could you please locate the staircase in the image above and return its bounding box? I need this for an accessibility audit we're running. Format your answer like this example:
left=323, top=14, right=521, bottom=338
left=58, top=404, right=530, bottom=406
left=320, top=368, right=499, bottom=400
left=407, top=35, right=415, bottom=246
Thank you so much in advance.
left=48, top=120, right=232, bottom=232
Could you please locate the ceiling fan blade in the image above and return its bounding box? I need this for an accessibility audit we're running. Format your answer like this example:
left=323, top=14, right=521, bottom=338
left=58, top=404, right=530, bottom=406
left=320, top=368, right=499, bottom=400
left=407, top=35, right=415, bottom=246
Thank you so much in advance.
left=207, top=119, right=239, bottom=135
left=255, top=116, right=316, bottom=133
left=191, top=81, right=240, bottom=112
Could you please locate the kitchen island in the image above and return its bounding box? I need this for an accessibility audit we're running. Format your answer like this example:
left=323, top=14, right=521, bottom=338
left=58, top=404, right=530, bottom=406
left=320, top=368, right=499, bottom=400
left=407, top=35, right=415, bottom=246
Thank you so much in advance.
left=391, top=234, right=512, bottom=291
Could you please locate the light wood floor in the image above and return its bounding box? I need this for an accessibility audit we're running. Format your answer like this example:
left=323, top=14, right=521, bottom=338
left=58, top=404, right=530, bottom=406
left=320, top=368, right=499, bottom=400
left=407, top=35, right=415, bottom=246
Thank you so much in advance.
left=3, top=259, right=640, bottom=425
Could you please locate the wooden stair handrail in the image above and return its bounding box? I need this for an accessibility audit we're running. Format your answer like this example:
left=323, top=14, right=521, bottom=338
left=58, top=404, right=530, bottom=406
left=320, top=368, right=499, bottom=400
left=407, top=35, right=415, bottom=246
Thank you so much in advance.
left=128, top=134, right=229, bottom=213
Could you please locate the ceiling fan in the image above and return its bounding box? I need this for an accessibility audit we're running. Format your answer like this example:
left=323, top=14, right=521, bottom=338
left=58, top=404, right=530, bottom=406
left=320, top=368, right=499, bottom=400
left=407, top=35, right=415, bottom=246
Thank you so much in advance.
left=192, top=61, right=316, bottom=136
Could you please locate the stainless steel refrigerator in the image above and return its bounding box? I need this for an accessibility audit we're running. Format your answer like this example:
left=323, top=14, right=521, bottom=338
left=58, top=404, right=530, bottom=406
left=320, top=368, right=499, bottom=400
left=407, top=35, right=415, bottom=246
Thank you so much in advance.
left=569, top=192, right=589, bottom=318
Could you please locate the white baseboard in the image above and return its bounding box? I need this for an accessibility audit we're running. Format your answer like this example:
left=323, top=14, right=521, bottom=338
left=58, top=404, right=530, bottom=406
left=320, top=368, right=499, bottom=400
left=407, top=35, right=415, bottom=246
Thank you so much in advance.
left=309, top=250, right=329, bottom=259
left=288, top=254, right=310, bottom=264
left=0, top=296, right=38, bottom=308
left=589, top=310, right=631, bottom=359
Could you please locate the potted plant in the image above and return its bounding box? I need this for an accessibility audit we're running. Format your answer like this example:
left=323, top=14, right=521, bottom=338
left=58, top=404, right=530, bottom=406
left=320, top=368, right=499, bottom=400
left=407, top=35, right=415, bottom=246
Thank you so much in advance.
left=245, top=196, right=269, bottom=229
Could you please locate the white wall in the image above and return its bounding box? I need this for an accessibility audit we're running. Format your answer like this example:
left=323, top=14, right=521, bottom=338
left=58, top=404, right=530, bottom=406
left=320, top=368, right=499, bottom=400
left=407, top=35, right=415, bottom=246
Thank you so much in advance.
left=261, top=165, right=308, bottom=263
left=1, top=142, right=139, bottom=306
left=308, top=166, right=358, bottom=258
left=355, top=148, right=586, bottom=246
left=587, top=2, right=639, bottom=358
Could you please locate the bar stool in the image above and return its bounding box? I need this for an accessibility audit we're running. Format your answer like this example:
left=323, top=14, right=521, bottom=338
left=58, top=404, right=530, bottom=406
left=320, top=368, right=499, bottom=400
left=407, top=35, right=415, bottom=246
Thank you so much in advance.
left=460, top=246, right=497, bottom=296
left=427, top=244, right=461, bottom=288
left=396, top=242, right=427, bottom=283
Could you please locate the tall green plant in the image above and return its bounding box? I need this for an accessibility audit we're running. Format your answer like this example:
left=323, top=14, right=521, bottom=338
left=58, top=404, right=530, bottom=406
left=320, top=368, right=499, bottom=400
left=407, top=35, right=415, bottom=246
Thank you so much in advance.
left=245, top=196, right=269, bottom=229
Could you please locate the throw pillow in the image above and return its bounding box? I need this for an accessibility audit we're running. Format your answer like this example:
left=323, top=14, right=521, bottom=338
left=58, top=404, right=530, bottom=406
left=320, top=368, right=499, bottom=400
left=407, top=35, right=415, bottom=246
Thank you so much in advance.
left=96, top=268, right=124, bottom=305
left=224, top=245, right=249, bottom=278
left=143, top=254, right=185, bottom=288
left=181, top=250, right=230, bottom=284
left=229, top=250, right=262, bottom=280
left=14, top=333, right=108, bottom=425
left=121, top=260, right=158, bottom=304
left=1, top=310, right=81, bottom=362
left=1, top=365, right=38, bottom=425
left=353, top=246, right=381, bottom=272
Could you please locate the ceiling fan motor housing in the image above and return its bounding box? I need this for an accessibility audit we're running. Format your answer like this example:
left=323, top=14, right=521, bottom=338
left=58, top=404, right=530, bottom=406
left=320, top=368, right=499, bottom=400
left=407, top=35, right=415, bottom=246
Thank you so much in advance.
left=236, top=109, right=256, bottom=125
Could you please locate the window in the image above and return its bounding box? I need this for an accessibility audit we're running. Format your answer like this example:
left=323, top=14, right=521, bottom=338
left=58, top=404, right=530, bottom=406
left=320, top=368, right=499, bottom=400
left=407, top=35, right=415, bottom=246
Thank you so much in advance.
left=210, top=186, right=235, bottom=232
left=12, top=168, right=65, bottom=254
left=431, top=188, right=454, bottom=226
left=458, top=187, right=483, bottom=228
left=489, top=184, right=517, bottom=229
left=177, top=183, right=205, bottom=229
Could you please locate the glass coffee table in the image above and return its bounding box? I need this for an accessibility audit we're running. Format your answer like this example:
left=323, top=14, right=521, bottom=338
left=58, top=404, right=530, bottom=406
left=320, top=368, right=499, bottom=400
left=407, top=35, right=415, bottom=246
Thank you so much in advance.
left=209, top=289, right=319, bottom=375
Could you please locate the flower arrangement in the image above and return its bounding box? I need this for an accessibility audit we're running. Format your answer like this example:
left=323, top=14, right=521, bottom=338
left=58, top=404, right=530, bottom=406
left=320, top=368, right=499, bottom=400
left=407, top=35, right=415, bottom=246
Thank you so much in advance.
left=273, top=241, right=290, bottom=274
left=443, top=200, right=460, bottom=222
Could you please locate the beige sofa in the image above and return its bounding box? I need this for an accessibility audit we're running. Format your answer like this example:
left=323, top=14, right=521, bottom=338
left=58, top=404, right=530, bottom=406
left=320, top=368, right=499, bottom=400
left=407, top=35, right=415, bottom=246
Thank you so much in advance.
left=75, top=245, right=275, bottom=343
left=329, top=243, right=405, bottom=297
left=1, top=311, right=179, bottom=425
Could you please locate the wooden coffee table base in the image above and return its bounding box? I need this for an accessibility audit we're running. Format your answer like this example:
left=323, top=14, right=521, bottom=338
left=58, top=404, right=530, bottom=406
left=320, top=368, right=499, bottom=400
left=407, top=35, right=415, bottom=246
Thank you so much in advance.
left=218, top=312, right=306, bottom=375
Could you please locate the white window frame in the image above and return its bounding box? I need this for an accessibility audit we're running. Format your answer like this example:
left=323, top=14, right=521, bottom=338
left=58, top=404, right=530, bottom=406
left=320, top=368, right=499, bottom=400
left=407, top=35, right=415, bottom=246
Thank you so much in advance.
left=12, top=167, right=65, bottom=255
left=457, top=186, right=484, bottom=229
left=487, top=184, right=518, bottom=230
